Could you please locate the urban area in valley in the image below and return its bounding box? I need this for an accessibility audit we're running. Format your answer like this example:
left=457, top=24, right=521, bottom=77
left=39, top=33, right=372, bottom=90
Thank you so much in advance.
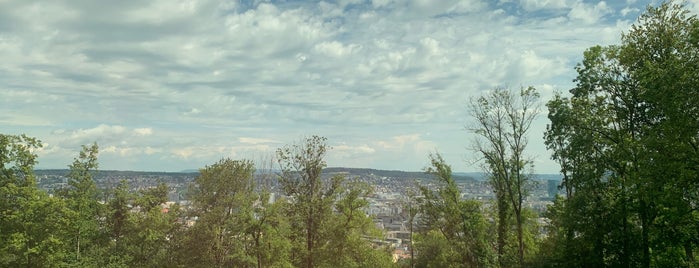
left=36, top=167, right=562, bottom=261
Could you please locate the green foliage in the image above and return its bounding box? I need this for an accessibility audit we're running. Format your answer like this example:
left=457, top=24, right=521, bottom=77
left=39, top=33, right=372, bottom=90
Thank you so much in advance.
left=59, top=143, right=107, bottom=265
left=277, top=136, right=337, bottom=268
left=541, top=1, right=699, bottom=267
left=413, top=230, right=460, bottom=268
left=469, top=87, right=541, bottom=267
left=179, top=158, right=292, bottom=268
left=277, top=136, right=393, bottom=268
left=414, top=153, right=495, bottom=268
left=320, top=178, right=394, bottom=268
left=0, top=134, right=73, bottom=266
left=0, top=135, right=393, bottom=268
left=124, top=183, right=179, bottom=267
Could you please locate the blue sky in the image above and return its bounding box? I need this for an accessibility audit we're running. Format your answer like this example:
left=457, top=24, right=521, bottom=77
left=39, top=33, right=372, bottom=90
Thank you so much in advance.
left=1, top=0, right=695, bottom=172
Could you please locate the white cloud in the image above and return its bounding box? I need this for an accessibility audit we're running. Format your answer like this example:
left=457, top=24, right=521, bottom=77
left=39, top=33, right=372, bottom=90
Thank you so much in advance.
left=372, top=0, right=394, bottom=8
left=376, top=134, right=436, bottom=154
left=133, top=128, right=153, bottom=136
left=520, top=0, right=571, bottom=11
left=334, top=144, right=376, bottom=154
left=568, top=1, right=611, bottom=24
left=126, top=0, right=200, bottom=24
left=314, top=41, right=361, bottom=58
left=144, top=146, right=161, bottom=155
left=171, top=147, right=195, bottom=159
left=516, top=50, right=567, bottom=81
left=69, top=124, right=126, bottom=141
left=239, top=137, right=280, bottom=145
left=0, top=0, right=653, bottom=172
left=620, top=7, right=640, bottom=17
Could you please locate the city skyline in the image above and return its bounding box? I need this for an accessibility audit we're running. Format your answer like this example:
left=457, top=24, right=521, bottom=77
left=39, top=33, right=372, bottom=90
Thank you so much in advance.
left=2, top=0, right=693, bottom=172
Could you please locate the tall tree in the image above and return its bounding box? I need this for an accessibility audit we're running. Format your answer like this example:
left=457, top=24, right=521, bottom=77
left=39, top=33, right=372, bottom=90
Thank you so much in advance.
left=277, top=135, right=338, bottom=268
left=103, top=179, right=133, bottom=267
left=60, top=143, right=104, bottom=265
left=543, top=1, right=699, bottom=267
left=415, top=153, right=495, bottom=267
left=180, top=158, right=291, bottom=268
left=276, top=136, right=392, bottom=267
left=620, top=2, right=699, bottom=266
left=401, top=187, right=419, bottom=268
left=321, top=178, right=394, bottom=268
left=126, top=183, right=181, bottom=267
left=182, top=158, right=256, bottom=267
left=469, top=87, right=540, bottom=267
left=0, top=134, right=70, bottom=266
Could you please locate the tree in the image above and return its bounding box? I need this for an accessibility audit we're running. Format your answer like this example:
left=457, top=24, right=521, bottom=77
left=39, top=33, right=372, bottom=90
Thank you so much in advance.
left=321, top=178, right=394, bottom=268
left=276, top=136, right=393, bottom=267
left=125, top=183, right=180, bottom=267
left=468, top=86, right=540, bottom=267
left=0, top=134, right=71, bottom=266
left=620, top=2, right=699, bottom=266
left=414, top=153, right=494, bottom=267
left=180, top=158, right=291, bottom=268
left=103, top=179, right=133, bottom=267
left=542, top=1, right=699, bottom=267
left=245, top=191, right=293, bottom=268
left=542, top=90, right=616, bottom=267
left=400, top=187, right=419, bottom=268
left=59, top=143, right=105, bottom=265
left=277, top=136, right=339, bottom=268
left=181, top=158, right=255, bottom=267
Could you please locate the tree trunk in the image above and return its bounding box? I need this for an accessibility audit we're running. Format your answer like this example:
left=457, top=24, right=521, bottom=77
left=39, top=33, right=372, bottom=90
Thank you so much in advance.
left=640, top=199, right=650, bottom=268
left=307, top=210, right=314, bottom=268
left=515, top=209, right=524, bottom=267
left=685, top=242, right=694, bottom=268
left=496, top=195, right=508, bottom=267
left=255, top=233, right=262, bottom=268
left=77, top=228, right=81, bottom=261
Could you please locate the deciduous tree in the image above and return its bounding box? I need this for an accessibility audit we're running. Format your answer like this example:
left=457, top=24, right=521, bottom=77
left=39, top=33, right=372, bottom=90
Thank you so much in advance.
left=469, top=87, right=540, bottom=267
left=415, top=153, right=494, bottom=267
left=542, top=2, right=699, bottom=267
left=0, top=134, right=70, bottom=266
left=59, top=143, right=105, bottom=265
left=277, top=136, right=393, bottom=267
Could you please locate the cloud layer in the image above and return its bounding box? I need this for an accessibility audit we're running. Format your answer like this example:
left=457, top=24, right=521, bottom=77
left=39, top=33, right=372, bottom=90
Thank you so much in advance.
left=1, top=0, right=683, bottom=172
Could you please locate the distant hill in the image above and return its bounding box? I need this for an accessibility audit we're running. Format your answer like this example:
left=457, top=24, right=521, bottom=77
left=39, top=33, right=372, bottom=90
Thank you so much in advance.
left=35, top=169, right=198, bottom=178
left=324, top=167, right=478, bottom=182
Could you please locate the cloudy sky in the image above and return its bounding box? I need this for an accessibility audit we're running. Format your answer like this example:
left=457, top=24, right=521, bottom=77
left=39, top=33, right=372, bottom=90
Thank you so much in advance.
left=1, top=0, right=695, bottom=172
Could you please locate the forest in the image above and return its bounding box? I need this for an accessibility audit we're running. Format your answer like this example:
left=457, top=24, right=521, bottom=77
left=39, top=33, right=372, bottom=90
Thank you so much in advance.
left=1, top=2, right=698, bottom=267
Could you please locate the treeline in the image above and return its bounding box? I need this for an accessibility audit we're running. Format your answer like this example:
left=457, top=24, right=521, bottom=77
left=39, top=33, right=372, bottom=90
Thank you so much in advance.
left=2, top=1, right=699, bottom=267
left=0, top=136, right=397, bottom=267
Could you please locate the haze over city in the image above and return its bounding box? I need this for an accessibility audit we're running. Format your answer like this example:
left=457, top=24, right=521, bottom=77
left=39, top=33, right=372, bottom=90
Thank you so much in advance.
left=3, top=0, right=693, bottom=172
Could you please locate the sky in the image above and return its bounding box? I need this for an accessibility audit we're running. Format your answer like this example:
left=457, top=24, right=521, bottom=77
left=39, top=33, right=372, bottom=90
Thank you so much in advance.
left=1, top=0, right=697, bottom=173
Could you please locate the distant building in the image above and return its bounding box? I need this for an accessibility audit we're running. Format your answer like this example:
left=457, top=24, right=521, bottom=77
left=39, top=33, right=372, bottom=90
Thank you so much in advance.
left=547, top=179, right=560, bottom=199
